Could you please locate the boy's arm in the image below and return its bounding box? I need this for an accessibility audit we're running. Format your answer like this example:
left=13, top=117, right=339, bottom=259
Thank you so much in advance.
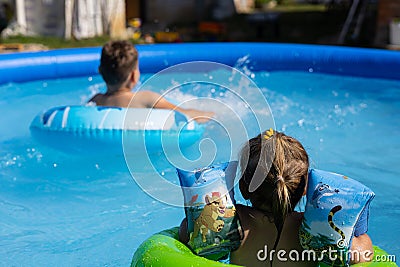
left=141, top=91, right=214, bottom=123
left=139, top=91, right=184, bottom=109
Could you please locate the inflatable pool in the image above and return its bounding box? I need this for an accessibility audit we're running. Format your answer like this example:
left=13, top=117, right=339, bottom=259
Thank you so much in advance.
left=30, top=105, right=204, bottom=154
left=131, top=227, right=396, bottom=267
left=1, top=43, right=399, bottom=266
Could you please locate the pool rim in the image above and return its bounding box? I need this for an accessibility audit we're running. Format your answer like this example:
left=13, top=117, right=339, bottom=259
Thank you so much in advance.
left=0, top=42, right=399, bottom=85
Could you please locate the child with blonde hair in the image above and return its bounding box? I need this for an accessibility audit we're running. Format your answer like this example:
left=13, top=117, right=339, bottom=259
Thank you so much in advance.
left=230, top=130, right=373, bottom=266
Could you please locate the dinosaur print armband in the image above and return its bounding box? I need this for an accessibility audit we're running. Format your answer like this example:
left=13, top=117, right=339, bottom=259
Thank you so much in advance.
left=299, top=169, right=375, bottom=266
left=177, top=161, right=242, bottom=260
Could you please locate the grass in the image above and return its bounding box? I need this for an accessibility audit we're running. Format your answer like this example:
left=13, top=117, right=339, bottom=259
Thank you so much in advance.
left=0, top=35, right=111, bottom=49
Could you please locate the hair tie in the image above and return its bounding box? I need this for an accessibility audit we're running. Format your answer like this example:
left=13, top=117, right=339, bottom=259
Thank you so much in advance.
left=263, top=128, right=274, bottom=140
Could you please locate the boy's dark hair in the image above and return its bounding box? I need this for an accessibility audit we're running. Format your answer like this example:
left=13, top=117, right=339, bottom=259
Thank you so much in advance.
left=99, top=40, right=138, bottom=86
left=239, top=130, right=308, bottom=265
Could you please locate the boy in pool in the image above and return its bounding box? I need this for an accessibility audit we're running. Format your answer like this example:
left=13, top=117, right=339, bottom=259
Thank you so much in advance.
left=180, top=130, right=373, bottom=266
left=88, top=40, right=214, bottom=123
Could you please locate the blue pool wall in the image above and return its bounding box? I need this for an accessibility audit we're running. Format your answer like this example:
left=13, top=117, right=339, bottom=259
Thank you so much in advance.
left=0, top=43, right=400, bottom=85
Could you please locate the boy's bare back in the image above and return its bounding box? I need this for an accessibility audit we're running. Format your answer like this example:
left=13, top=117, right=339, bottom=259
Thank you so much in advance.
left=90, top=90, right=214, bottom=124
left=89, top=91, right=160, bottom=108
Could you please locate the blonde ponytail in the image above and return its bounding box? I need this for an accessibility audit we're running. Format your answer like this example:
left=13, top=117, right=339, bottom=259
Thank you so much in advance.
left=272, top=138, right=292, bottom=236
left=274, top=176, right=291, bottom=222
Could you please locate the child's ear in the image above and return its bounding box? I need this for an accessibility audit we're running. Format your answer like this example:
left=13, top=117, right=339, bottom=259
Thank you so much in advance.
left=129, top=69, right=137, bottom=82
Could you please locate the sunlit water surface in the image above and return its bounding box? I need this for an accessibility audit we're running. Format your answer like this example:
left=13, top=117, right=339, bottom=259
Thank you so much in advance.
left=0, top=68, right=399, bottom=266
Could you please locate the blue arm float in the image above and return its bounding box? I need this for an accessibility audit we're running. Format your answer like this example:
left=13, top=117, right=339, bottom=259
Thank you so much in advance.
left=299, top=169, right=375, bottom=266
left=177, top=161, right=242, bottom=260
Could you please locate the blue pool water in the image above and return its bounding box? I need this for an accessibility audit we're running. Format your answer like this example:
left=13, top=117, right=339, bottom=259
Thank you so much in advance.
left=0, top=68, right=399, bottom=266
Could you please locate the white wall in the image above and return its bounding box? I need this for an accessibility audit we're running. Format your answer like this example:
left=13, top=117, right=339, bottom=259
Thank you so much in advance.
left=24, top=0, right=65, bottom=36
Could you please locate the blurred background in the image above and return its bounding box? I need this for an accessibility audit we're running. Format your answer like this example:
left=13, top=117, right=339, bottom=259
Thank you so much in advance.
left=0, top=0, right=399, bottom=52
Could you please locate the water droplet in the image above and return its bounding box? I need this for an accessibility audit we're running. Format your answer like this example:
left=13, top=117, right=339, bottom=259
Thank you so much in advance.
left=53, top=163, right=57, bottom=168
left=308, top=68, right=314, bottom=73
left=88, top=76, right=93, bottom=81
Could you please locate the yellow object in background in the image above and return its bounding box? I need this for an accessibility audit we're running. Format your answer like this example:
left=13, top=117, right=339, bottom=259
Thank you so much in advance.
left=128, top=18, right=141, bottom=29
left=155, top=31, right=180, bottom=43
left=127, top=18, right=142, bottom=40
left=132, top=31, right=141, bottom=40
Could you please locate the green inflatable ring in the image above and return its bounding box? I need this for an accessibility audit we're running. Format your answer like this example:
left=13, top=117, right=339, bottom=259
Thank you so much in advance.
left=131, top=227, right=397, bottom=267
left=131, top=227, right=240, bottom=267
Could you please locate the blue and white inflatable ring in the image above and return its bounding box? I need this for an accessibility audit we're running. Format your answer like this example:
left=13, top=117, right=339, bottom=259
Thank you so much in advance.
left=30, top=105, right=205, bottom=154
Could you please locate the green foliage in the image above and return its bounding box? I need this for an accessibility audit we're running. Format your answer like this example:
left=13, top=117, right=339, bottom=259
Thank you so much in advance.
left=0, top=35, right=127, bottom=49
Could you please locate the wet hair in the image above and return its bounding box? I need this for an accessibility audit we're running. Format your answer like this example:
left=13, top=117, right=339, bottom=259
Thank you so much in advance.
left=99, top=40, right=138, bottom=86
left=239, top=130, right=308, bottom=265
